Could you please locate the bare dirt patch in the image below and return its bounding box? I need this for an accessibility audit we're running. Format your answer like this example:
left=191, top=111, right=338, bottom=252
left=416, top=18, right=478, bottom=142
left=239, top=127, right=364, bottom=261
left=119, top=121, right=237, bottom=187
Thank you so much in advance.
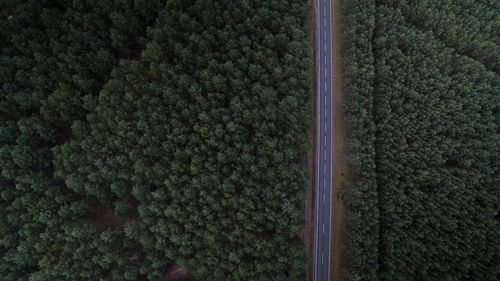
left=160, top=264, right=192, bottom=281
left=91, top=202, right=138, bottom=229
left=331, top=0, right=347, bottom=280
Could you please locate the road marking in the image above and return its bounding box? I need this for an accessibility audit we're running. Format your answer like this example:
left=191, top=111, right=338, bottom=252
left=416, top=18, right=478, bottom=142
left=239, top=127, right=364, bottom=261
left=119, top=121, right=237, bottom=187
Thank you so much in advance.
left=328, top=0, right=334, bottom=280
left=316, top=1, right=335, bottom=280
left=314, top=3, right=323, bottom=281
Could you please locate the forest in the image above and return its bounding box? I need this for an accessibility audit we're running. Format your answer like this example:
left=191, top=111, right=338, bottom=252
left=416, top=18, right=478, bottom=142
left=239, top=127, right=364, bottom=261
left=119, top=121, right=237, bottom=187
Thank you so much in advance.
left=342, top=0, right=499, bottom=280
left=0, top=1, right=311, bottom=280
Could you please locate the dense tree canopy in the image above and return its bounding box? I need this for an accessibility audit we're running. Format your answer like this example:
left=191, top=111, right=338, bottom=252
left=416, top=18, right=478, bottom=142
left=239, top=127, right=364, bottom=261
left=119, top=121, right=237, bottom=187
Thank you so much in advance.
left=340, top=0, right=379, bottom=280
left=342, top=0, right=499, bottom=280
left=1, top=1, right=311, bottom=280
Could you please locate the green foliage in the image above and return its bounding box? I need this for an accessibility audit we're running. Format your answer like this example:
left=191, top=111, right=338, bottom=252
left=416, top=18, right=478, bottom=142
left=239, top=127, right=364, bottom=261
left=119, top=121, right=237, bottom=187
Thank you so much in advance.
left=1, top=0, right=168, bottom=280
left=1, top=1, right=311, bottom=280
left=380, top=0, right=500, bottom=73
left=340, top=0, right=379, bottom=280
left=373, top=5, right=499, bottom=280
left=343, top=0, right=499, bottom=280
left=55, top=1, right=311, bottom=280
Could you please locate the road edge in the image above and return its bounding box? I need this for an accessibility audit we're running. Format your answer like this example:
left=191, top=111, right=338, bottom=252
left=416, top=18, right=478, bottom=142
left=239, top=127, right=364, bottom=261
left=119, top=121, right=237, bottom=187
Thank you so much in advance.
left=331, top=0, right=347, bottom=280
left=305, top=0, right=318, bottom=281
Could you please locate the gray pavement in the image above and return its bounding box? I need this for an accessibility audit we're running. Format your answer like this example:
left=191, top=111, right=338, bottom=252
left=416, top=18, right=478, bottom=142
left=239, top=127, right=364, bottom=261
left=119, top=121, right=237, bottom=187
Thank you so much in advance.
left=314, top=0, right=333, bottom=280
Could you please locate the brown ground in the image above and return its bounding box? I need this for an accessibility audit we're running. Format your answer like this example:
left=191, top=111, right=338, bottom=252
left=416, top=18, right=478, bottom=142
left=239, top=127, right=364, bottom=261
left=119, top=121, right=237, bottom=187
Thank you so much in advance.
left=160, top=264, right=192, bottom=281
left=303, top=1, right=317, bottom=281
left=92, top=203, right=137, bottom=229
left=331, top=0, right=347, bottom=280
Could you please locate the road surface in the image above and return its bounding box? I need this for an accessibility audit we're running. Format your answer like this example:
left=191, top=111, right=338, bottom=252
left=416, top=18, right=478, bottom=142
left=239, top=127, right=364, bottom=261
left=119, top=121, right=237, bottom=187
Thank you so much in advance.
left=314, top=0, right=333, bottom=281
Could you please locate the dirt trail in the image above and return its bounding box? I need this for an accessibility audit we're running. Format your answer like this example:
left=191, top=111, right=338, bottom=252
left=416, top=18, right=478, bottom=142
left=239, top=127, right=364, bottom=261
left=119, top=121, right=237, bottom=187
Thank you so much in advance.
left=331, top=0, right=346, bottom=280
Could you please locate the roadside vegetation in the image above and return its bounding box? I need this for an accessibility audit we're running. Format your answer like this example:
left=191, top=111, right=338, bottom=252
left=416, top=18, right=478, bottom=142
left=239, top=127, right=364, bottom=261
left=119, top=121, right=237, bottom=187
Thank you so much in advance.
left=1, top=1, right=311, bottom=280
left=342, top=0, right=499, bottom=280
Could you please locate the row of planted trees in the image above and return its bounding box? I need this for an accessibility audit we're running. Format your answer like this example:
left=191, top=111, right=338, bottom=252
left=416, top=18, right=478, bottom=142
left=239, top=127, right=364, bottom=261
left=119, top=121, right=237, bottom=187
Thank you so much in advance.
left=342, top=0, right=499, bottom=280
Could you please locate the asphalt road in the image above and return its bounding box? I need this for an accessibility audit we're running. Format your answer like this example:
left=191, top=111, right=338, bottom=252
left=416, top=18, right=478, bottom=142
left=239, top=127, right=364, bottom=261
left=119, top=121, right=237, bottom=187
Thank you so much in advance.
left=314, top=0, right=333, bottom=281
